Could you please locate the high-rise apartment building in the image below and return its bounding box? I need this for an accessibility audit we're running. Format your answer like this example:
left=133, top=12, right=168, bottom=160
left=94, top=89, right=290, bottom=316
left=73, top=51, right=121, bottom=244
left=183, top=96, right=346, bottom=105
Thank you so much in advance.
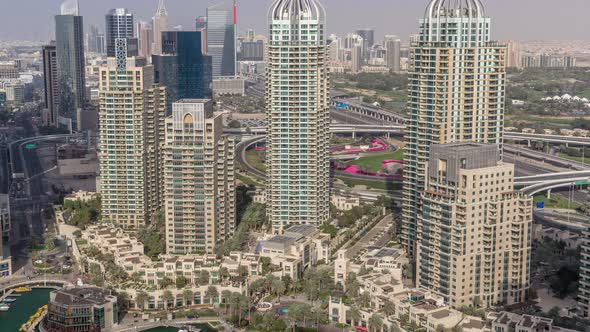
left=384, top=35, right=401, bottom=72
left=402, top=0, right=506, bottom=253
left=163, top=99, right=235, bottom=254
left=206, top=1, right=237, bottom=77
left=42, top=43, right=60, bottom=127
left=579, top=230, right=590, bottom=318
left=137, top=21, right=153, bottom=59
left=98, top=57, right=166, bottom=229
left=240, top=40, right=264, bottom=61
left=153, top=31, right=213, bottom=111
left=0, top=194, right=11, bottom=277
left=266, top=0, right=330, bottom=232
left=55, top=2, right=86, bottom=131
left=416, top=143, right=531, bottom=308
left=105, top=8, right=138, bottom=57
left=152, top=0, right=168, bottom=55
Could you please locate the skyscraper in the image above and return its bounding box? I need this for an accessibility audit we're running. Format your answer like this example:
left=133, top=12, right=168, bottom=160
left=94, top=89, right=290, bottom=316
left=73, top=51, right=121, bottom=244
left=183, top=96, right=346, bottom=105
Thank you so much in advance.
left=86, top=25, right=100, bottom=53
left=195, top=16, right=208, bottom=54
left=402, top=0, right=506, bottom=253
left=105, top=8, right=137, bottom=57
left=55, top=0, right=86, bottom=131
left=206, top=1, right=237, bottom=77
left=384, top=35, right=401, bottom=72
left=505, top=40, right=522, bottom=69
left=42, top=43, right=59, bottom=127
left=351, top=43, right=362, bottom=73
left=153, top=31, right=213, bottom=111
left=578, top=231, right=590, bottom=318
left=98, top=56, right=166, bottom=230
left=266, top=0, right=330, bottom=232
left=137, top=21, right=153, bottom=58
left=163, top=99, right=235, bottom=254
left=152, top=0, right=168, bottom=55
left=356, top=28, right=375, bottom=48
left=416, top=143, right=531, bottom=307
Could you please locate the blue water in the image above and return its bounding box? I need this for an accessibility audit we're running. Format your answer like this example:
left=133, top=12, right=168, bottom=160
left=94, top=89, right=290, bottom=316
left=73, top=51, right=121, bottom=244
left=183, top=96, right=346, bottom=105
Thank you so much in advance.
left=0, top=288, right=52, bottom=332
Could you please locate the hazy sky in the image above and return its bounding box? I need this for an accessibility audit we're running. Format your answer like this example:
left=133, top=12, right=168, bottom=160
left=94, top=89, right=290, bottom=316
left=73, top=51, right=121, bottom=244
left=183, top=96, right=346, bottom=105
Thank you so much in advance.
left=1, top=0, right=589, bottom=42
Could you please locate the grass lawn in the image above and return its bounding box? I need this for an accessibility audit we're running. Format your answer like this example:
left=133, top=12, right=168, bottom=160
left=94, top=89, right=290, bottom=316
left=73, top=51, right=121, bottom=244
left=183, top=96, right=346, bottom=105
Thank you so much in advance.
left=508, top=115, right=575, bottom=126
left=337, top=176, right=402, bottom=191
left=534, top=194, right=583, bottom=210
left=559, top=153, right=590, bottom=165
left=236, top=173, right=264, bottom=187
left=345, top=150, right=404, bottom=173
left=245, top=149, right=267, bottom=172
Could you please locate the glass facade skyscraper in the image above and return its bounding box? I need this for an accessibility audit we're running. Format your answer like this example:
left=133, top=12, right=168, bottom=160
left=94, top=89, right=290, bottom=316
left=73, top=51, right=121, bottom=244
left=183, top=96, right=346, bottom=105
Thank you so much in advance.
left=105, top=8, right=137, bottom=57
left=55, top=9, right=86, bottom=131
left=206, top=1, right=237, bottom=77
left=153, top=31, right=212, bottom=112
left=266, top=0, right=331, bottom=233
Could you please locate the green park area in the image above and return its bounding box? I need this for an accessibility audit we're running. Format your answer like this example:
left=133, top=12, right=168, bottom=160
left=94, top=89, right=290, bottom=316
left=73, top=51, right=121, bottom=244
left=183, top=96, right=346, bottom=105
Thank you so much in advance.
left=343, top=149, right=404, bottom=174
left=245, top=149, right=266, bottom=173
left=534, top=194, right=583, bottom=210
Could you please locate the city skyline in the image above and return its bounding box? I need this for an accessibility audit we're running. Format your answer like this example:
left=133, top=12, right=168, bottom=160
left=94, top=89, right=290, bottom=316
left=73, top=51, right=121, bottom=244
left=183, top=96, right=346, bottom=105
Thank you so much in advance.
left=2, top=0, right=589, bottom=42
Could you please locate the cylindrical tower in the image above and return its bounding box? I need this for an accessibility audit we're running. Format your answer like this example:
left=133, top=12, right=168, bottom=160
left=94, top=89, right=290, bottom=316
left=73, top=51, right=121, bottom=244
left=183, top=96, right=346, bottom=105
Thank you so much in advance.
left=266, top=0, right=330, bottom=233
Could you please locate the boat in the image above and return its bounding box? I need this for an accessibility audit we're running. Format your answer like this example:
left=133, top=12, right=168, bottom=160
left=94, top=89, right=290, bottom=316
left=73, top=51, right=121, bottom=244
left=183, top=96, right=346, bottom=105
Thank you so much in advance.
left=2, top=298, right=16, bottom=303
left=178, top=327, right=189, bottom=332
left=0, top=304, right=10, bottom=312
left=14, top=286, right=32, bottom=293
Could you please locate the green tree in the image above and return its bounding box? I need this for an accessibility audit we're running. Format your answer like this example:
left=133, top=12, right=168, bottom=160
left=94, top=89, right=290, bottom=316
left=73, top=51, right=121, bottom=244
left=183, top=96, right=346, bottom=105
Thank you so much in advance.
left=349, top=307, right=362, bottom=325
left=135, top=291, right=149, bottom=310
left=182, top=289, right=194, bottom=306
left=176, top=276, right=188, bottom=289
left=382, top=300, right=395, bottom=317
left=160, top=277, right=174, bottom=289
left=369, top=314, right=383, bottom=332
left=271, top=278, right=286, bottom=302
left=207, top=286, right=219, bottom=305
left=162, top=290, right=174, bottom=310
left=199, top=270, right=211, bottom=285
left=358, top=291, right=371, bottom=309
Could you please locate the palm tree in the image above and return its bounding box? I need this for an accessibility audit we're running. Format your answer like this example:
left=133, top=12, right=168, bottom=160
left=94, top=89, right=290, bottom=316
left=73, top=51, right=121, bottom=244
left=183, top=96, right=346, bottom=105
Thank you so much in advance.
left=350, top=307, right=362, bottom=326
left=271, top=278, right=286, bottom=302
left=382, top=300, right=395, bottom=318
left=336, top=323, right=350, bottom=332
left=135, top=291, right=148, bottom=310
left=368, top=314, right=383, bottom=332
left=182, top=289, right=194, bottom=307
left=237, top=264, right=249, bottom=277
left=206, top=286, right=219, bottom=306
left=358, top=291, right=371, bottom=309
left=221, top=290, right=232, bottom=313
left=219, top=267, right=230, bottom=283
left=162, top=290, right=174, bottom=311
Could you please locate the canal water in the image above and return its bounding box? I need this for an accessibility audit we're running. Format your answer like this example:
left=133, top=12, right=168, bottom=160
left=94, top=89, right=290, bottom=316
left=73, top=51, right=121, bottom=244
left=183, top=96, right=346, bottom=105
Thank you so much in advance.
left=0, top=288, right=52, bottom=332
left=0, top=289, right=217, bottom=332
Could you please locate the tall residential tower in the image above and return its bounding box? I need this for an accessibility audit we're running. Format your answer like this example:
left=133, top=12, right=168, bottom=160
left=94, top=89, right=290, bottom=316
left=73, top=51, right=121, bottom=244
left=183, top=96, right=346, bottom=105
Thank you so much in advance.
left=402, top=0, right=506, bottom=253
left=163, top=100, right=235, bottom=254
left=98, top=57, right=166, bottom=229
left=266, top=0, right=331, bottom=232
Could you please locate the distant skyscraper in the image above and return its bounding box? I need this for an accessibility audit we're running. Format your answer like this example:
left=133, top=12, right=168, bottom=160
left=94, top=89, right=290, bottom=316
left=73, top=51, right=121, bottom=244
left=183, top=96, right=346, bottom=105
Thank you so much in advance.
left=55, top=0, right=86, bottom=131
left=153, top=31, right=212, bottom=111
left=403, top=0, right=506, bottom=253
left=351, top=43, right=362, bottom=73
left=416, top=143, right=532, bottom=307
left=356, top=28, right=375, bottom=48
left=99, top=56, right=166, bottom=229
left=152, top=0, right=168, bottom=55
left=137, top=21, right=153, bottom=58
left=42, top=43, right=60, bottom=127
left=86, top=25, right=99, bottom=53
left=105, top=8, right=137, bottom=57
left=96, top=34, right=105, bottom=54
left=384, top=35, right=401, bottom=72
left=505, top=40, right=522, bottom=69
left=164, top=99, right=235, bottom=254
left=206, top=1, right=237, bottom=77
left=240, top=40, right=264, bottom=61
left=195, top=16, right=208, bottom=54
left=266, top=0, right=330, bottom=232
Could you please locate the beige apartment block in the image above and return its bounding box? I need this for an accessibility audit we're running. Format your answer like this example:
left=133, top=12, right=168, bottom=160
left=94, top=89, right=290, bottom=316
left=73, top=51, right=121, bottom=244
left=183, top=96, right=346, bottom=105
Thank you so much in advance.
left=163, top=99, right=235, bottom=254
left=416, top=143, right=532, bottom=308
left=98, top=57, right=166, bottom=229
